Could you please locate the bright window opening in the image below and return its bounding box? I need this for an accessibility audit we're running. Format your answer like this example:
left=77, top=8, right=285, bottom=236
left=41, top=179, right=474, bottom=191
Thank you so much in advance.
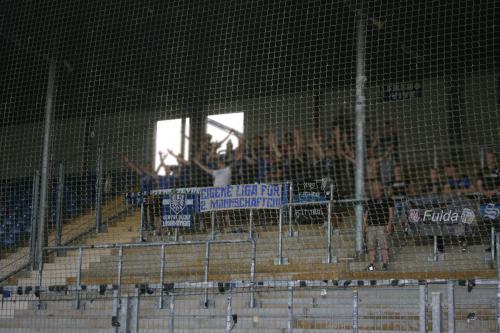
left=206, top=112, right=244, bottom=154
left=155, top=118, right=190, bottom=174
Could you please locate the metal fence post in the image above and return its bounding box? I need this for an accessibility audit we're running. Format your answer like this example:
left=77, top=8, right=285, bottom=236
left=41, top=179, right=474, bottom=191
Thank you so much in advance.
left=130, top=287, right=140, bottom=333
left=226, top=286, right=233, bottom=333
left=159, top=244, right=166, bottom=309
left=420, top=284, right=428, bottom=333
left=203, top=241, right=210, bottom=308
left=431, top=292, right=441, bottom=333
left=323, top=200, right=337, bottom=264
left=139, top=200, right=145, bottom=242
left=37, top=59, right=56, bottom=270
left=74, top=247, right=83, bottom=309
left=117, top=246, right=123, bottom=296
left=36, top=248, right=44, bottom=310
left=169, top=293, right=175, bottom=333
left=353, top=288, right=359, bottom=333
left=274, top=207, right=288, bottom=265
left=287, top=285, right=293, bottom=333
left=447, top=281, right=454, bottom=333
left=55, top=162, right=64, bottom=252
left=211, top=211, right=215, bottom=240
left=249, top=239, right=256, bottom=308
left=432, top=235, right=439, bottom=262
left=95, top=145, right=103, bottom=233
left=354, top=8, right=367, bottom=256
left=112, top=289, right=120, bottom=333
left=30, top=170, right=40, bottom=270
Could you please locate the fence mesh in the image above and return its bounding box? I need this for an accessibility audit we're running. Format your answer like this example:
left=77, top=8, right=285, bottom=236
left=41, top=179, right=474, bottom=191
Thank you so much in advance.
left=0, top=283, right=497, bottom=332
left=0, top=0, right=499, bottom=324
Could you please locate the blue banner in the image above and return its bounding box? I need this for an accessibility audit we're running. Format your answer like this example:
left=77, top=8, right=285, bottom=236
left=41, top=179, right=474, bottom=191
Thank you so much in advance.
left=480, top=203, right=500, bottom=220
left=161, top=193, right=197, bottom=227
left=199, top=184, right=282, bottom=212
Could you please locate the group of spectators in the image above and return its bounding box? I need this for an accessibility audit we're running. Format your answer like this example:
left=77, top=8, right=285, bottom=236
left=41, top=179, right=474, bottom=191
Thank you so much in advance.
left=121, top=126, right=499, bottom=271
left=129, top=124, right=498, bottom=205
left=364, top=151, right=499, bottom=271
left=123, top=124, right=403, bottom=198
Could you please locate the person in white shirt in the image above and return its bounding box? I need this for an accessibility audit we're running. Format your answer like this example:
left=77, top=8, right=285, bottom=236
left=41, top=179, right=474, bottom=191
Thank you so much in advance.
left=193, top=156, right=232, bottom=187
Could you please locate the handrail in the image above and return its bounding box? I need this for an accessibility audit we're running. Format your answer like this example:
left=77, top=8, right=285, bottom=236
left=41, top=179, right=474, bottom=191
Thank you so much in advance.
left=43, top=238, right=252, bottom=251
left=41, top=238, right=256, bottom=310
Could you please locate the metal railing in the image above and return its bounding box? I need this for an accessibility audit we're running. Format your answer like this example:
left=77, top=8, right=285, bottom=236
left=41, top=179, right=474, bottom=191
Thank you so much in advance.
left=1, top=278, right=499, bottom=333
left=41, top=238, right=256, bottom=310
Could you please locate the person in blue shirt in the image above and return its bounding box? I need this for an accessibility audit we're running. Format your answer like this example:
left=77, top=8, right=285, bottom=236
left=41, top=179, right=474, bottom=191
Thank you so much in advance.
left=443, top=165, right=474, bottom=195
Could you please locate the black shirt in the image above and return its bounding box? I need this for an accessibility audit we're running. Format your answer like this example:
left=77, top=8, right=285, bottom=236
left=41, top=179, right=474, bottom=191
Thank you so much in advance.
left=478, top=167, right=500, bottom=191
left=366, top=197, right=392, bottom=226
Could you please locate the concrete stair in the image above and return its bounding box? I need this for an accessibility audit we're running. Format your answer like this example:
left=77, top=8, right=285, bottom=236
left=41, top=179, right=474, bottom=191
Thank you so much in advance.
left=5, top=210, right=497, bottom=287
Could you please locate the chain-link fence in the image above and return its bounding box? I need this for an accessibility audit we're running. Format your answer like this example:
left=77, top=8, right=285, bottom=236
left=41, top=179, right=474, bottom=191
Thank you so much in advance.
left=0, top=1, right=499, bottom=331
left=0, top=280, right=497, bottom=332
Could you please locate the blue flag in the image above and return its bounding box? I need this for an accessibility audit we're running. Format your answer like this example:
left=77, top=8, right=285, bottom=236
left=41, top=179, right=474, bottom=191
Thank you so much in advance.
left=161, top=192, right=197, bottom=228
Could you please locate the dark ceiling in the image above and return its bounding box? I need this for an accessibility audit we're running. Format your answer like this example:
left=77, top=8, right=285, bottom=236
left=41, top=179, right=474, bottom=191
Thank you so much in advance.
left=0, top=0, right=497, bottom=125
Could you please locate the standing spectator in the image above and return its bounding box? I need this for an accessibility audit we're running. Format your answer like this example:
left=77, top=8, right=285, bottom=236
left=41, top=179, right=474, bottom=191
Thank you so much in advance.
left=425, top=167, right=445, bottom=194
left=391, top=165, right=414, bottom=198
left=444, top=165, right=474, bottom=195
left=169, top=149, right=232, bottom=187
left=193, top=156, right=232, bottom=187
left=477, top=152, right=500, bottom=201
left=364, top=181, right=394, bottom=271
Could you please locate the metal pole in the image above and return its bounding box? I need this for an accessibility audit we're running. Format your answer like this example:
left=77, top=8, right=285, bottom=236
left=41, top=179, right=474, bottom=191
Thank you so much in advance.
left=287, top=285, right=293, bottom=333
left=326, top=201, right=332, bottom=263
left=431, top=292, right=441, bottom=333
left=174, top=228, right=179, bottom=242
left=249, top=209, right=254, bottom=240
left=95, top=145, right=103, bottom=233
left=250, top=239, right=256, bottom=308
left=226, top=286, right=233, bottom=333
left=30, top=170, right=40, bottom=270
left=288, top=182, right=294, bottom=237
left=75, top=247, right=83, bottom=309
left=159, top=244, right=166, bottom=309
left=117, top=246, right=123, bottom=297
left=139, top=201, right=145, bottom=242
left=130, top=287, right=140, bottom=333
left=211, top=211, right=215, bottom=240
left=203, top=241, right=210, bottom=308
left=37, top=59, right=56, bottom=269
left=169, top=293, right=175, bottom=333
left=55, top=162, right=64, bottom=251
left=433, top=235, right=438, bottom=262
left=354, top=6, right=367, bottom=256
left=37, top=248, right=44, bottom=298
left=353, top=288, right=359, bottom=333
left=447, top=281, right=455, bottom=333
left=419, top=284, right=428, bottom=333
left=274, top=207, right=288, bottom=265
left=112, top=289, right=120, bottom=333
